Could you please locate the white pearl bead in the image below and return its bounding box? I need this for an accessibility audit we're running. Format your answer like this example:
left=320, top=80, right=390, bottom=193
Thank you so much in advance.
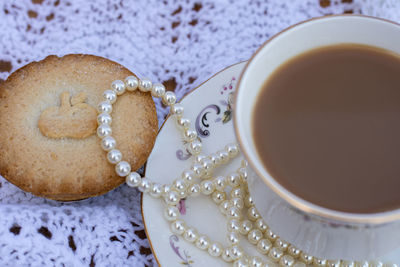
left=266, top=228, right=278, bottom=241
left=191, top=163, right=205, bottom=177
left=275, top=238, right=289, bottom=251
left=299, top=252, right=313, bottom=264
left=211, top=191, right=226, bottom=204
left=255, top=218, right=268, bottom=232
left=248, top=206, right=261, bottom=221
left=231, top=187, right=245, bottom=199
left=138, top=179, right=152, bottom=193
left=179, top=190, right=187, bottom=199
left=327, top=260, right=341, bottom=267
left=256, top=238, right=272, bottom=254
left=103, top=89, right=117, bottom=104
left=222, top=248, right=233, bottom=262
left=249, top=256, right=263, bottom=267
left=227, top=231, right=240, bottom=245
left=342, top=261, right=355, bottom=267
left=313, top=258, right=327, bottom=267
left=97, top=112, right=112, bottom=125
left=162, top=185, right=171, bottom=196
left=162, top=91, right=177, bottom=106
left=287, top=245, right=301, bottom=258
left=217, top=150, right=229, bottom=164
left=194, top=155, right=206, bottom=163
left=173, top=179, right=188, bottom=192
left=201, top=158, right=214, bottom=175
left=280, top=255, right=295, bottom=267
left=125, top=76, right=139, bottom=91
left=151, top=83, right=166, bottom=98
left=237, top=167, right=248, bottom=182
left=182, top=129, right=197, bottom=142
left=181, top=169, right=196, bottom=182
left=247, top=229, right=263, bottom=244
left=195, top=235, right=210, bottom=250
left=138, top=78, right=152, bottom=92
left=97, top=124, right=112, bottom=138
left=230, top=246, right=244, bottom=260
left=149, top=183, right=163, bottom=198
left=200, top=180, right=215, bottom=195
left=234, top=258, right=249, bottom=267
left=294, top=263, right=307, bottom=267
left=171, top=103, right=184, bottom=116
left=227, top=172, right=242, bottom=188
left=208, top=242, right=223, bottom=257
left=111, top=80, right=126, bottom=95
left=209, top=153, right=221, bottom=166
left=239, top=220, right=252, bottom=235
left=227, top=219, right=241, bottom=233
left=187, top=184, right=201, bottom=197
left=101, top=136, right=116, bottom=151
left=170, top=220, right=186, bottom=236
left=107, top=149, right=122, bottom=164
left=269, top=247, right=284, bottom=262
left=183, top=227, right=199, bottom=243
left=97, top=100, right=113, bottom=114
left=126, top=172, right=141, bottom=187
left=187, top=140, right=202, bottom=156
left=231, top=197, right=244, bottom=210
left=225, top=143, right=239, bottom=158
left=244, top=195, right=254, bottom=207
left=164, top=190, right=180, bottom=206
left=219, top=200, right=231, bottom=215
left=115, top=161, right=131, bottom=177
left=176, top=117, right=191, bottom=129
left=214, top=176, right=227, bottom=191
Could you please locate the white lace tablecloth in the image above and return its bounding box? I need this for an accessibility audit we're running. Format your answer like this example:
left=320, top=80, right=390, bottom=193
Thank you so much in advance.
left=0, top=0, right=399, bottom=266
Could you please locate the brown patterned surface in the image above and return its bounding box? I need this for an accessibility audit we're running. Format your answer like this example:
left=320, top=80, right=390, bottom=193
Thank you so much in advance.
left=0, top=0, right=356, bottom=263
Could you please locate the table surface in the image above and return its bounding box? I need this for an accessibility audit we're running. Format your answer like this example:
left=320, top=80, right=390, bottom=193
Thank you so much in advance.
left=0, top=0, right=398, bottom=266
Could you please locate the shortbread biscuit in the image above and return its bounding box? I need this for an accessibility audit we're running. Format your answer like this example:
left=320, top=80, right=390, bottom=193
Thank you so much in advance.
left=0, top=54, right=158, bottom=200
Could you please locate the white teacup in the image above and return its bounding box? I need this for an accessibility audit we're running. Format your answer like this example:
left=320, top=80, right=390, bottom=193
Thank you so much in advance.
left=234, top=15, right=400, bottom=260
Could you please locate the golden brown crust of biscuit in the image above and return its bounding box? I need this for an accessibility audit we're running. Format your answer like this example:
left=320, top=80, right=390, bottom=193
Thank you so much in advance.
left=0, top=54, right=158, bottom=201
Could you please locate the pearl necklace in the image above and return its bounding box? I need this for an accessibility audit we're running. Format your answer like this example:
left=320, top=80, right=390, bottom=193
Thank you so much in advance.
left=96, top=76, right=394, bottom=267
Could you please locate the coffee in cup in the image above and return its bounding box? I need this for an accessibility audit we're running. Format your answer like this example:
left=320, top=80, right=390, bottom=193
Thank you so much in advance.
left=253, top=43, right=400, bottom=214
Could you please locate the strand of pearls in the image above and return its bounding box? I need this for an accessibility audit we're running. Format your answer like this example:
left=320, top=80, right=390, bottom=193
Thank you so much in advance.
left=97, top=76, right=396, bottom=267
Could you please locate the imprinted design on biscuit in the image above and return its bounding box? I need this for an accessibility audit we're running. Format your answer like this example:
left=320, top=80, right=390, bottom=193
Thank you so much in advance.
left=38, top=91, right=97, bottom=139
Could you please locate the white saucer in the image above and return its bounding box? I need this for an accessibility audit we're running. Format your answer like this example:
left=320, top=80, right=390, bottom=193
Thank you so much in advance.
left=141, top=62, right=400, bottom=266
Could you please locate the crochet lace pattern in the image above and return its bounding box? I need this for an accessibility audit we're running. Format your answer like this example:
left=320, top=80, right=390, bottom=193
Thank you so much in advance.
left=0, top=0, right=398, bottom=265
